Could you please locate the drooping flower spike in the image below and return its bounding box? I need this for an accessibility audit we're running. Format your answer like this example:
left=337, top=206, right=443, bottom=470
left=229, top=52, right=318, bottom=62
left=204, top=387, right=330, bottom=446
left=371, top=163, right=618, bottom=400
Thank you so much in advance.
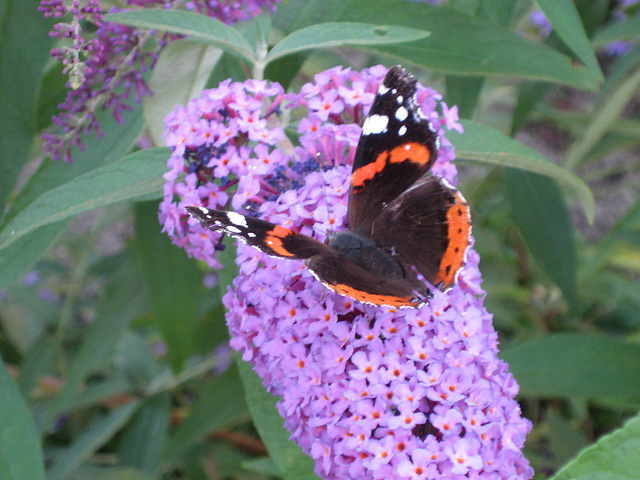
left=39, top=0, right=281, bottom=162
left=162, top=65, right=533, bottom=480
left=187, top=66, right=472, bottom=309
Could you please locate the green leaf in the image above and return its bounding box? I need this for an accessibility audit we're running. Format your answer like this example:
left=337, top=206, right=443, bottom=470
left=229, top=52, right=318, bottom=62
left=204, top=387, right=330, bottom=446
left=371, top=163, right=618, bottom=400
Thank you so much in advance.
left=582, top=196, right=640, bottom=277
left=64, top=377, right=132, bottom=412
left=16, top=333, right=58, bottom=397
left=510, top=81, right=552, bottom=134
left=216, top=236, right=240, bottom=298
left=547, top=410, right=590, bottom=467
left=132, top=201, right=205, bottom=372
left=551, top=414, right=640, bottom=480
left=449, top=120, right=595, bottom=223
left=266, top=22, right=430, bottom=63
left=593, top=11, right=640, bottom=46
left=0, top=148, right=169, bottom=251
left=0, top=0, right=55, bottom=213
left=7, top=101, right=145, bottom=212
left=448, top=0, right=480, bottom=16
left=35, top=62, right=68, bottom=131
left=118, top=393, right=171, bottom=475
left=145, top=40, right=222, bottom=146
left=575, top=0, right=610, bottom=37
left=161, top=365, right=249, bottom=463
left=534, top=0, right=603, bottom=82
left=97, top=468, right=152, bottom=480
left=564, top=64, right=640, bottom=170
left=504, top=169, right=578, bottom=309
left=0, top=219, right=71, bottom=291
left=47, top=402, right=141, bottom=480
left=0, top=358, right=46, bottom=480
left=477, top=0, right=519, bottom=26
left=338, top=0, right=601, bottom=90
left=264, top=53, right=308, bottom=90
left=599, top=45, right=640, bottom=99
left=237, top=359, right=319, bottom=480
left=44, top=261, right=148, bottom=429
left=444, top=76, right=484, bottom=119
left=271, top=0, right=347, bottom=33
left=243, top=457, right=282, bottom=477
left=105, top=10, right=255, bottom=64
left=501, top=333, right=640, bottom=398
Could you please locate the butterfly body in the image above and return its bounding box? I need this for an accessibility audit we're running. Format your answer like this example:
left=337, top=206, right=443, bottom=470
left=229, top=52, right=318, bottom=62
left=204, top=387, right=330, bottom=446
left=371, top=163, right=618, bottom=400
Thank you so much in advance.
left=187, top=66, right=471, bottom=308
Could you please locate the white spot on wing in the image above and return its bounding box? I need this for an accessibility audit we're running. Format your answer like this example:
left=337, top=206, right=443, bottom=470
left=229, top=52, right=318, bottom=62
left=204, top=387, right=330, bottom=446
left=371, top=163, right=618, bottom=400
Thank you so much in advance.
left=248, top=232, right=256, bottom=238
left=362, top=114, right=389, bottom=135
left=396, top=95, right=403, bottom=104
left=398, top=125, right=407, bottom=136
left=378, top=83, right=389, bottom=95
left=227, top=211, right=248, bottom=227
left=395, top=106, right=408, bottom=121
left=226, top=226, right=242, bottom=234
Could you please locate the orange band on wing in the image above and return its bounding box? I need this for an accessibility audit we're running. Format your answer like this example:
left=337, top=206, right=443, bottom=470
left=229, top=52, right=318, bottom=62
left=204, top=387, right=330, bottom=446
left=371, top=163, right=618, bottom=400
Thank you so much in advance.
left=329, top=283, right=420, bottom=308
left=264, top=225, right=297, bottom=257
left=435, top=191, right=471, bottom=289
left=351, top=142, right=431, bottom=190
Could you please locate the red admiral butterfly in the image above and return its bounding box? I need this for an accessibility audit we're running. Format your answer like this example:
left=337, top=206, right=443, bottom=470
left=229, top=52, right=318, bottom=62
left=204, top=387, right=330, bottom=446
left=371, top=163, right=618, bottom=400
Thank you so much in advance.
left=187, top=66, right=471, bottom=308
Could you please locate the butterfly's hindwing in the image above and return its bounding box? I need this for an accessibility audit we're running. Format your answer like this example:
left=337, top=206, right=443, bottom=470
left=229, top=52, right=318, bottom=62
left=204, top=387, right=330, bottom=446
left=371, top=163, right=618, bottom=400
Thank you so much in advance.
left=370, top=175, right=471, bottom=291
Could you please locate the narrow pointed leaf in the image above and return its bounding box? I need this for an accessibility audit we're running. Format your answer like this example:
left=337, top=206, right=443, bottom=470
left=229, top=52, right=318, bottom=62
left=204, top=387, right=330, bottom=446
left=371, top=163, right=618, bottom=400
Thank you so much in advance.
left=161, top=366, right=249, bottom=463
left=338, top=0, right=601, bottom=89
left=105, top=10, right=255, bottom=64
left=132, top=201, right=204, bottom=372
left=0, top=359, right=46, bottom=480
left=593, top=11, right=640, bottom=46
left=535, top=0, right=603, bottom=82
left=0, top=0, right=55, bottom=212
left=501, top=333, right=640, bottom=398
left=118, top=394, right=171, bottom=474
left=449, top=120, right=595, bottom=223
left=237, top=359, right=319, bottom=480
left=267, top=22, right=430, bottom=62
left=45, top=263, right=148, bottom=428
left=0, top=148, right=169, bottom=251
left=504, top=169, right=579, bottom=308
left=564, top=65, right=640, bottom=170
left=0, top=219, right=71, bottom=290
left=552, top=414, right=640, bottom=480
left=47, top=402, right=141, bottom=480
left=7, top=103, right=145, bottom=218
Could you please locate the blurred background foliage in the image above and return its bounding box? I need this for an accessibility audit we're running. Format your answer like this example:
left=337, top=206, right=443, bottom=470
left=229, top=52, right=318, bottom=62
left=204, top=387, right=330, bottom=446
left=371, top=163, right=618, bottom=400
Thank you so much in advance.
left=0, top=0, right=639, bottom=479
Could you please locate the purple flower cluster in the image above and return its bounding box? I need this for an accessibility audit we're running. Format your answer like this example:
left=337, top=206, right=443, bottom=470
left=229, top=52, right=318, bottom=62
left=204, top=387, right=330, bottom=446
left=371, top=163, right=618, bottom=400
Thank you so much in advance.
left=39, top=0, right=280, bottom=162
left=184, top=0, right=281, bottom=24
left=162, top=66, right=533, bottom=480
left=161, top=78, right=287, bottom=268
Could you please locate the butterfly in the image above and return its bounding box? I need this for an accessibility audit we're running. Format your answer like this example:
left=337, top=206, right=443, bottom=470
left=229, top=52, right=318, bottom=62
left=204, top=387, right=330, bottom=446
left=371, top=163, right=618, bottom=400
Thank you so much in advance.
left=187, top=65, right=471, bottom=308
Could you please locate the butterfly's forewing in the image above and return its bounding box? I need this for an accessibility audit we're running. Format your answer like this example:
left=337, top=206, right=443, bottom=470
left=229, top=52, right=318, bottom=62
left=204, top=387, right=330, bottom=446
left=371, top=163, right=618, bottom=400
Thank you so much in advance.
left=187, top=206, right=425, bottom=307
left=186, top=207, right=328, bottom=260
left=348, top=65, right=439, bottom=236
